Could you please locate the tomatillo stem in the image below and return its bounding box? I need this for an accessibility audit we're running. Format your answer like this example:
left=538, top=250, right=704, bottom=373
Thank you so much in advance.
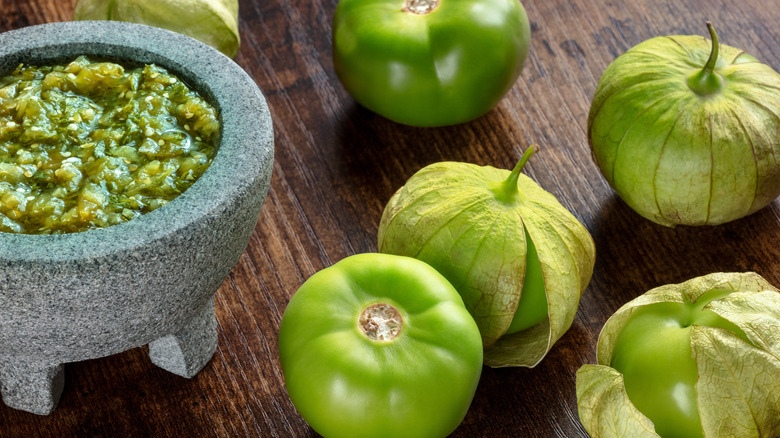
left=403, top=0, right=439, bottom=15
left=359, top=303, right=403, bottom=341
left=493, top=144, right=538, bottom=203
left=687, top=22, right=724, bottom=97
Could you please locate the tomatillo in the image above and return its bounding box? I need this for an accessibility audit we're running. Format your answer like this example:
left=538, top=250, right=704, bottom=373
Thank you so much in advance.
left=73, top=0, right=240, bottom=57
left=378, top=146, right=596, bottom=367
left=589, top=22, right=780, bottom=226
left=278, top=253, right=483, bottom=438
left=576, top=272, right=780, bottom=438
left=332, top=0, right=531, bottom=127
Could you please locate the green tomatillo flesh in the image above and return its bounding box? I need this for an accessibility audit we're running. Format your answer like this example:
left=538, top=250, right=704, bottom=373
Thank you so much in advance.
left=505, top=228, right=547, bottom=333
left=332, top=0, right=531, bottom=126
left=378, top=146, right=596, bottom=367
left=278, top=253, right=483, bottom=438
left=610, top=289, right=749, bottom=438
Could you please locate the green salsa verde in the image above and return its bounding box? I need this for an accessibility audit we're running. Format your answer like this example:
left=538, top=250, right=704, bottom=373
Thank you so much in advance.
left=0, top=56, right=219, bottom=234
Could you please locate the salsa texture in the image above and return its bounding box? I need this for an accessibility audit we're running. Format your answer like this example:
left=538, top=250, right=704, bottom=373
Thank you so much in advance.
left=0, top=56, right=219, bottom=234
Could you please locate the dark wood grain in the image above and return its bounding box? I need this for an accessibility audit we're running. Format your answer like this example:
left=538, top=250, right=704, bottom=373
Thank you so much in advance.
left=2, top=0, right=780, bottom=436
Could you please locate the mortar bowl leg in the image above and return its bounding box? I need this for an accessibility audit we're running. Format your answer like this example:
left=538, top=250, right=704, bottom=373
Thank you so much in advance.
left=148, top=296, right=218, bottom=378
left=0, top=358, right=65, bottom=415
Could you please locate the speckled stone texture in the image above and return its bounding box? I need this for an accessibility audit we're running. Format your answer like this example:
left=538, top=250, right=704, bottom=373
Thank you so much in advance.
left=0, top=21, right=274, bottom=415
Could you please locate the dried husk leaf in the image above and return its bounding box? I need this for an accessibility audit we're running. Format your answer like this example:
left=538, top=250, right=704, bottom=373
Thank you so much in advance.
left=691, top=326, right=780, bottom=438
left=73, top=0, right=240, bottom=58
left=589, top=32, right=780, bottom=226
left=706, top=289, right=780, bottom=358
left=380, top=163, right=527, bottom=346
left=579, top=272, right=780, bottom=437
left=484, top=185, right=595, bottom=367
left=378, top=160, right=595, bottom=367
left=576, top=365, right=659, bottom=438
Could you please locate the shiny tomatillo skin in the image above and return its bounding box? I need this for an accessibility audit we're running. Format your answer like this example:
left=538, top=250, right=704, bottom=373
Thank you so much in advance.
left=332, top=0, right=531, bottom=127
left=589, top=23, right=780, bottom=226
left=278, top=253, right=483, bottom=438
left=610, top=289, right=749, bottom=438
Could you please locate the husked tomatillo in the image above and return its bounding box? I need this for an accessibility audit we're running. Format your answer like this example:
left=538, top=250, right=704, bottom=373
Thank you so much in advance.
left=378, top=146, right=596, bottom=367
left=589, top=23, right=780, bottom=226
left=577, top=272, right=780, bottom=438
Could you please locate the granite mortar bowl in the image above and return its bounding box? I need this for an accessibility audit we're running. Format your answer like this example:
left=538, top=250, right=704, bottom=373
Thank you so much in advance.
left=0, top=21, right=274, bottom=415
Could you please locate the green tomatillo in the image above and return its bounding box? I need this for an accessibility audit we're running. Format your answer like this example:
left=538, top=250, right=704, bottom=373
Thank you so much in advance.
left=278, top=253, right=483, bottom=438
left=576, top=272, right=780, bottom=438
left=73, top=0, right=240, bottom=57
left=378, top=146, right=596, bottom=367
left=332, top=0, right=531, bottom=127
left=589, top=22, right=780, bottom=226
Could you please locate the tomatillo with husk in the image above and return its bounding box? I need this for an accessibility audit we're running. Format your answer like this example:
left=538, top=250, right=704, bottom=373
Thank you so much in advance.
left=378, top=146, right=596, bottom=367
left=589, top=22, right=780, bottom=226
left=73, top=0, right=240, bottom=58
left=278, top=253, right=483, bottom=438
left=332, top=0, right=530, bottom=127
left=576, top=272, right=780, bottom=438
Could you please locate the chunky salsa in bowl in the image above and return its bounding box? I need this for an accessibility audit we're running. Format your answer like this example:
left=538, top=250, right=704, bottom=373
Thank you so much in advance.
left=0, top=56, right=220, bottom=234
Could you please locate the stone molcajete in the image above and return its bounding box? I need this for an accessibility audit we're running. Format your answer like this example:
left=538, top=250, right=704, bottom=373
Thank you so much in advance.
left=0, top=21, right=273, bottom=415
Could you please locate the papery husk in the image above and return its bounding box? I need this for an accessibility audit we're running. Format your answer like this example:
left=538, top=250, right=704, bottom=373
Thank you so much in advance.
left=576, top=272, right=780, bottom=437
left=378, top=159, right=595, bottom=367
left=576, top=365, right=659, bottom=437
left=74, top=0, right=240, bottom=58
left=588, top=30, right=780, bottom=226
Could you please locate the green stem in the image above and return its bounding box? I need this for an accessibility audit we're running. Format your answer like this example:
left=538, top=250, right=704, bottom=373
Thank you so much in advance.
left=702, top=22, right=720, bottom=74
left=107, top=0, right=116, bottom=20
left=687, top=22, right=724, bottom=97
left=495, top=144, right=538, bottom=203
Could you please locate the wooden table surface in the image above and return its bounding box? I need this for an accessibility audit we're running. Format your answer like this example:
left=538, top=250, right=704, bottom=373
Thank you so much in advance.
left=3, top=0, right=780, bottom=436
